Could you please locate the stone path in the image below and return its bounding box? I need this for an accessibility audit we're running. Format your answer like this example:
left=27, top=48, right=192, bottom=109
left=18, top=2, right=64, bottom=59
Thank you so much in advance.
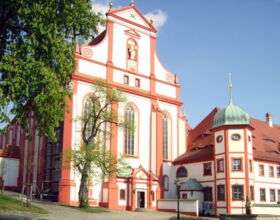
left=0, top=191, right=217, bottom=220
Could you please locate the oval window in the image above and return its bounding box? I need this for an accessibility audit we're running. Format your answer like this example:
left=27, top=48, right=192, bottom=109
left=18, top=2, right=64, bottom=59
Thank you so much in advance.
left=216, top=135, right=223, bottom=143
left=231, top=134, right=241, bottom=141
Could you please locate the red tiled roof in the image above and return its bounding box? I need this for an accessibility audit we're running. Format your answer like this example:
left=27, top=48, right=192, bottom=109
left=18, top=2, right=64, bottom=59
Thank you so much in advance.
left=173, top=145, right=213, bottom=164
left=174, top=108, right=280, bottom=164
left=251, top=118, right=280, bottom=162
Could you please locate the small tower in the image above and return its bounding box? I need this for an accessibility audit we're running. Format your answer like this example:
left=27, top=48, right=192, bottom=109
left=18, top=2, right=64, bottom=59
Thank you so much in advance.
left=211, top=74, right=253, bottom=215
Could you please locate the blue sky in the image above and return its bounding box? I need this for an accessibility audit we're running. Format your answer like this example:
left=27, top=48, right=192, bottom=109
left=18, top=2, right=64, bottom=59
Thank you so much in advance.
left=93, top=0, right=280, bottom=128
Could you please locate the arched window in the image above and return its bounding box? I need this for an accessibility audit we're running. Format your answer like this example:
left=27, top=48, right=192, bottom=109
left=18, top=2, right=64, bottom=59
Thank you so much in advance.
left=84, top=96, right=94, bottom=141
left=177, top=167, right=187, bottom=177
left=125, top=105, right=135, bottom=155
left=163, top=175, right=169, bottom=191
left=163, top=113, right=168, bottom=159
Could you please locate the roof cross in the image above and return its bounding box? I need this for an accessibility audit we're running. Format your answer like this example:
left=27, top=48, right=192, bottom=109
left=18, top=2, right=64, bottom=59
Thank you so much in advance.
left=228, top=72, right=233, bottom=104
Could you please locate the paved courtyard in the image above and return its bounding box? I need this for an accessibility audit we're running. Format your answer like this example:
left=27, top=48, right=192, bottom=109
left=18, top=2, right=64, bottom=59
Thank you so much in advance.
left=0, top=191, right=207, bottom=220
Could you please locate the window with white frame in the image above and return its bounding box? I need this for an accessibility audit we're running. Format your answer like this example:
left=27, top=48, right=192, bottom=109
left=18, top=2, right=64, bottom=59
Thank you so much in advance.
left=260, top=188, right=266, bottom=201
left=232, top=185, right=243, bottom=200
left=125, top=105, right=136, bottom=155
left=233, top=158, right=242, bottom=171
left=163, top=113, right=169, bottom=160
left=270, top=189, right=276, bottom=202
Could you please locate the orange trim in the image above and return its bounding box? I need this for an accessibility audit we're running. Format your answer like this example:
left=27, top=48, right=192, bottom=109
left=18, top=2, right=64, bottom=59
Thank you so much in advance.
left=107, top=5, right=157, bottom=33
left=225, top=129, right=231, bottom=214
left=124, top=29, right=141, bottom=39
left=231, top=157, right=243, bottom=172
left=244, top=129, right=250, bottom=198
left=106, top=20, right=114, bottom=82
left=254, top=158, right=280, bottom=165
left=72, top=73, right=182, bottom=106
left=254, top=181, right=280, bottom=185
left=58, top=79, right=77, bottom=205
left=107, top=102, right=119, bottom=209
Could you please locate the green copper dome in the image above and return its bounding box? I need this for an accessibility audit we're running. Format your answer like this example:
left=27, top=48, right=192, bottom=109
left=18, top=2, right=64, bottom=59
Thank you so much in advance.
left=212, top=100, right=250, bottom=129
left=180, top=178, right=203, bottom=191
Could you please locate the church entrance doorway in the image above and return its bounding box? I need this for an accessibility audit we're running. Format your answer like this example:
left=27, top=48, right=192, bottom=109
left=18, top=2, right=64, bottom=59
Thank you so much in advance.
left=137, top=191, right=145, bottom=208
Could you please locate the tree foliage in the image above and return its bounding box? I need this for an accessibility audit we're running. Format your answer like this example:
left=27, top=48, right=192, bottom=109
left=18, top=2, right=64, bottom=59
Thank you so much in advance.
left=67, top=81, right=130, bottom=208
left=0, top=0, right=104, bottom=140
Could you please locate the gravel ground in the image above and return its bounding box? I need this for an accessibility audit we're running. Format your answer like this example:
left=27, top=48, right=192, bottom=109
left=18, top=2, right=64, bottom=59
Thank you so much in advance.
left=0, top=191, right=218, bottom=220
left=0, top=191, right=177, bottom=220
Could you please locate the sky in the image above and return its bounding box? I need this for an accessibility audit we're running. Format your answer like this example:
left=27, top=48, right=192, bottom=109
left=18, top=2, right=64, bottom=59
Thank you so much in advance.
left=92, top=0, right=280, bottom=128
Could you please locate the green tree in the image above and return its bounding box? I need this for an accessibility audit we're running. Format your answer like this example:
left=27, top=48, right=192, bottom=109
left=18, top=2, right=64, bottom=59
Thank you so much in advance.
left=67, top=81, right=130, bottom=208
left=0, top=0, right=104, bottom=141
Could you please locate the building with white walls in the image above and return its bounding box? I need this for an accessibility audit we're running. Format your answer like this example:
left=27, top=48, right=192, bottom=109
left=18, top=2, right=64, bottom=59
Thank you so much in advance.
left=173, top=99, right=280, bottom=216
left=0, top=2, right=279, bottom=217
left=0, top=2, right=188, bottom=211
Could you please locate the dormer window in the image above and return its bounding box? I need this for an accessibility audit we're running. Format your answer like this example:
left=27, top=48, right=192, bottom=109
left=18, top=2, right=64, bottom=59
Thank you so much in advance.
left=264, top=139, right=275, bottom=143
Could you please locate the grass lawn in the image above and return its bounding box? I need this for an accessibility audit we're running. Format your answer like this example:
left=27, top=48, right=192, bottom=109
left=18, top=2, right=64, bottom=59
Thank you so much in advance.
left=0, top=194, right=48, bottom=214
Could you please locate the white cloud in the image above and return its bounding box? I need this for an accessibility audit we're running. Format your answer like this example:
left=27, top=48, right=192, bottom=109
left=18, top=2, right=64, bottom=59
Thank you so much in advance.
left=91, top=1, right=168, bottom=32
left=92, top=2, right=110, bottom=15
left=91, top=1, right=110, bottom=34
left=144, top=9, right=167, bottom=29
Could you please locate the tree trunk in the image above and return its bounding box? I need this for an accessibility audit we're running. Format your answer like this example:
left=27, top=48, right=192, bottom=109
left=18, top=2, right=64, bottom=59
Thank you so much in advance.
left=78, top=163, right=90, bottom=208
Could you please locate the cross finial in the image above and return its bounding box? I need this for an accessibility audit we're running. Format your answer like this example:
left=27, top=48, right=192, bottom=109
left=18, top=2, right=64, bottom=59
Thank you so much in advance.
left=228, top=72, right=233, bottom=104
left=130, top=0, right=134, bottom=6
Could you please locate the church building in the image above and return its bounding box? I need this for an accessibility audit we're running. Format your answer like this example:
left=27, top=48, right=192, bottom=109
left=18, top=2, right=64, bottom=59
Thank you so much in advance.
left=0, top=2, right=279, bottom=217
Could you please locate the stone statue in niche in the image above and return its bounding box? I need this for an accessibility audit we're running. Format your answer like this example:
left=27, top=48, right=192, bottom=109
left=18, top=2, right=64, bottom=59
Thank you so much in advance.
left=128, top=45, right=137, bottom=60
left=127, top=39, right=137, bottom=72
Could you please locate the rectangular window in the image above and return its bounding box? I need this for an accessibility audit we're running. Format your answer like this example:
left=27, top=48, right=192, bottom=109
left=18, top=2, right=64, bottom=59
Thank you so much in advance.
left=182, top=193, right=188, bottom=199
left=270, top=189, right=276, bottom=202
left=277, top=167, right=280, bottom=177
left=232, top=185, right=243, bottom=200
left=124, top=75, right=129, bottom=84
left=204, top=187, right=212, bottom=201
left=135, top=78, right=140, bottom=88
left=269, top=166, right=274, bottom=177
left=217, top=185, right=225, bottom=201
left=151, top=191, right=155, bottom=201
left=259, top=164, right=264, bottom=176
left=249, top=160, right=253, bottom=172
left=260, top=188, right=266, bottom=201
left=250, top=186, right=254, bottom=200
left=120, top=189, right=125, bottom=200
left=232, top=158, right=242, bottom=171
left=278, top=190, right=280, bottom=202
left=217, top=159, right=224, bottom=173
left=203, top=163, right=212, bottom=176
